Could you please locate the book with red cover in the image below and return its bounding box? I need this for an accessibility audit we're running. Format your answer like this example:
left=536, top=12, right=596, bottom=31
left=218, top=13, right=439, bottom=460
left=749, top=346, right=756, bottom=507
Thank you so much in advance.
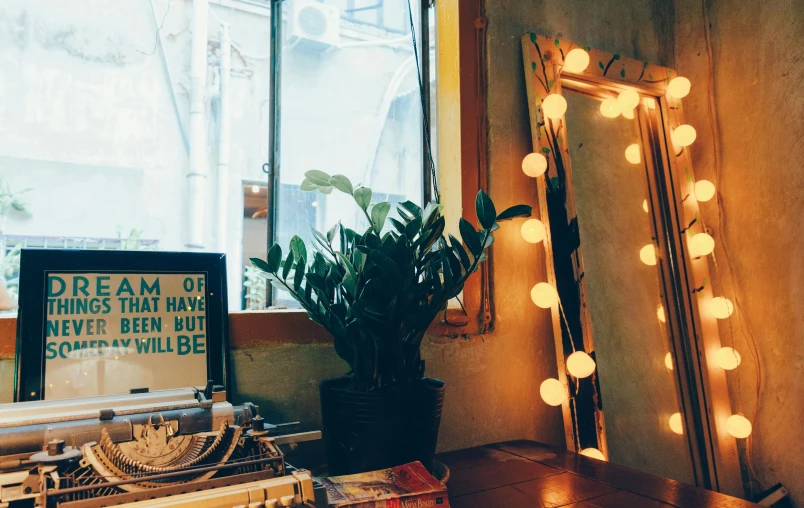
left=320, top=461, right=450, bottom=508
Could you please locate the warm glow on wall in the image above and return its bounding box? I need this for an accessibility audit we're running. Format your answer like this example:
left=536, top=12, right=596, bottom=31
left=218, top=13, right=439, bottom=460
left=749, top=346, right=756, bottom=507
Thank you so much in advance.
left=566, top=351, right=596, bottom=378
left=665, top=352, right=673, bottom=371
left=694, top=180, right=716, bottom=202
left=625, top=144, right=641, bottom=164
left=640, top=244, right=657, bottom=266
left=669, top=413, right=684, bottom=435
left=522, top=153, right=548, bottom=178
left=540, top=378, right=566, bottom=406
left=521, top=219, right=546, bottom=244
left=531, top=282, right=558, bottom=309
left=709, top=297, right=734, bottom=319
left=563, top=48, right=590, bottom=73
left=542, top=94, right=568, bottom=119
left=717, top=347, right=742, bottom=370
left=726, top=414, right=752, bottom=439
left=580, top=448, right=606, bottom=461
left=599, top=98, right=621, bottom=118
left=671, top=124, right=697, bottom=147
left=690, top=232, right=715, bottom=257
left=617, top=89, right=640, bottom=111
left=667, top=76, right=692, bottom=99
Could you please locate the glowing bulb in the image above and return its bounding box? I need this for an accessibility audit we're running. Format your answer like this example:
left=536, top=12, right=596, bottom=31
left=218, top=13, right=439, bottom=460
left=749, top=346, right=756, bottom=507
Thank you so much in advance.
left=669, top=413, right=684, bottom=435
left=599, top=98, right=621, bottom=118
left=717, top=347, right=742, bottom=370
left=566, top=351, right=596, bottom=378
left=251, top=184, right=260, bottom=194
left=667, top=76, right=692, bottom=99
left=690, top=232, right=715, bottom=257
left=709, top=297, right=734, bottom=319
left=520, top=219, right=546, bottom=244
left=726, top=414, right=752, bottom=438
left=540, top=378, right=566, bottom=406
left=657, top=304, right=666, bottom=323
left=531, top=282, right=558, bottom=309
left=625, top=144, right=641, bottom=164
left=542, top=94, right=568, bottom=119
left=665, top=352, right=674, bottom=371
left=642, top=199, right=649, bottom=213
left=311, top=200, right=318, bottom=207
left=617, top=89, right=640, bottom=111
left=671, top=124, right=697, bottom=147
left=694, top=180, right=716, bottom=202
left=640, top=244, right=657, bottom=266
left=580, top=448, right=606, bottom=461
left=563, top=48, right=590, bottom=73
left=522, top=153, right=548, bottom=178
left=622, top=107, right=635, bottom=120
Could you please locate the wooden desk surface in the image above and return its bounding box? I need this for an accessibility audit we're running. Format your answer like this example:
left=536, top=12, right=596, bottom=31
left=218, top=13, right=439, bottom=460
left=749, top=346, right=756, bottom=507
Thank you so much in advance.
left=437, top=440, right=760, bottom=508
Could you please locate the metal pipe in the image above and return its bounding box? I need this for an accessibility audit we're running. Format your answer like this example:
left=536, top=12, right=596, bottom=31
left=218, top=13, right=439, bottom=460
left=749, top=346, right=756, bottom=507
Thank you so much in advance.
left=187, top=0, right=210, bottom=250
left=217, top=24, right=232, bottom=252
left=264, top=0, right=283, bottom=307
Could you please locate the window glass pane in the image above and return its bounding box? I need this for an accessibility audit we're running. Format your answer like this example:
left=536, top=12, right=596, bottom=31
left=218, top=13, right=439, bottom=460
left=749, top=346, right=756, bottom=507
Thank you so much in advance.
left=275, top=0, right=426, bottom=306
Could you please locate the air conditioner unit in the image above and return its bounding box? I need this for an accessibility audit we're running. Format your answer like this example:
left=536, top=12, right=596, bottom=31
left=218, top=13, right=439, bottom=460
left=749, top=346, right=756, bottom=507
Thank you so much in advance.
left=287, top=0, right=340, bottom=50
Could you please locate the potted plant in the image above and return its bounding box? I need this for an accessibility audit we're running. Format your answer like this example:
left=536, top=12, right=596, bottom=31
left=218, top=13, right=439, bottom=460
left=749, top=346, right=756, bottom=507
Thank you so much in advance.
left=251, top=170, right=531, bottom=475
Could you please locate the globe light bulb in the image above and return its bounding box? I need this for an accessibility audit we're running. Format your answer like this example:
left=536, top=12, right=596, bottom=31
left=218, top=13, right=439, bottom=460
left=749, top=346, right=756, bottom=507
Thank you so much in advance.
left=642, top=199, right=649, bottom=213
left=617, top=89, right=640, bottom=111
left=580, top=448, right=606, bottom=461
left=540, top=378, right=566, bottom=406
left=542, top=94, right=568, bottom=119
left=640, top=244, right=657, bottom=266
left=709, top=297, right=734, bottom=319
left=665, top=352, right=674, bottom=371
left=625, top=144, right=641, bottom=164
left=599, top=98, right=621, bottom=118
left=717, top=347, right=742, bottom=370
left=671, top=124, right=697, bottom=147
left=622, top=107, right=635, bottom=120
left=667, top=76, right=692, bottom=99
left=726, top=414, right=752, bottom=439
left=522, top=153, right=548, bottom=178
left=657, top=304, right=666, bottom=323
left=251, top=184, right=260, bottom=194
left=563, top=48, right=590, bottom=73
left=521, top=219, right=546, bottom=244
left=694, top=180, right=716, bottom=202
left=531, top=282, right=558, bottom=308
left=566, top=351, right=596, bottom=378
left=669, top=413, right=684, bottom=435
left=690, top=232, right=715, bottom=257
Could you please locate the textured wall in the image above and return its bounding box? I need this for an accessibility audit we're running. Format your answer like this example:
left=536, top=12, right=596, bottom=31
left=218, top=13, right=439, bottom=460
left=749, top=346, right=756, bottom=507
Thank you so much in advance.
left=674, top=0, right=804, bottom=501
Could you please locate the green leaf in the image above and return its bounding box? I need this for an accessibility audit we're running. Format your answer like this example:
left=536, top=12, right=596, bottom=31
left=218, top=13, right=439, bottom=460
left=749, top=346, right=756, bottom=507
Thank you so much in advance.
left=250, top=257, right=273, bottom=274
left=450, top=234, right=472, bottom=270
left=496, top=204, right=532, bottom=222
left=267, top=244, right=282, bottom=273
left=300, top=179, right=318, bottom=191
left=329, top=175, right=354, bottom=195
left=598, top=61, right=605, bottom=70
left=305, top=170, right=331, bottom=186
left=305, top=272, right=326, bottom=291
left=459, top=218, right=482, bottom=255
left=620, top=68, right=626, bottom=78
left=554, top=38, right=560, bottom=47
left=614, top=54, right=620, bottom=60
left=405, top=216, right=423, bottom=239
left=354, top=187, right=372, bottom=211
left=370, top=202, right=391, bottom=233
left=530, top=33, right=536, bottom=43
left=475, top=190, right=497, bottom=229
left=318, top=186, right=334, bottom=195
left=541, top=147, right=551, bottom=154
left=282, top=250, right=295, bottom=280
left=293, top=258, right=306, bottom=290
left=399, top=200, right=423, bottom=219
left=532, top=62, right=537, bottom=71
left=389, top=217, right=406, bottom=234
left=289, top=235, right=307, bottom=262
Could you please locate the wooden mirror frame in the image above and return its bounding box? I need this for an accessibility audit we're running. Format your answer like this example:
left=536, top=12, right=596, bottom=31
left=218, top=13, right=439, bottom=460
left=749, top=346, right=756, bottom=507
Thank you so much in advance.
left=521, top=33, right=742, bottom=495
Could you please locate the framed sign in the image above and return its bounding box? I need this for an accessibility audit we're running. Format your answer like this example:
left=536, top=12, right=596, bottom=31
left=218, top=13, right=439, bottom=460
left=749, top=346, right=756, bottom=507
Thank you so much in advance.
left=15, top=250, right=230, bottom=402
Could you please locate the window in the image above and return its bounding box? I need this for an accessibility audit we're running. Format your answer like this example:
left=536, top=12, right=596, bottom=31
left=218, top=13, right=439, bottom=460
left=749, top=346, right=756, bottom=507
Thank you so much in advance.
left=0, top=0, right=433, bottom=313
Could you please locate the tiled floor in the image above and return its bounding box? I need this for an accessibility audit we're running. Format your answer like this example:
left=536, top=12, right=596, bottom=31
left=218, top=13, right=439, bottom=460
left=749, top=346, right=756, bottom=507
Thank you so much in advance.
left=437, top=441, right=760, bottom=508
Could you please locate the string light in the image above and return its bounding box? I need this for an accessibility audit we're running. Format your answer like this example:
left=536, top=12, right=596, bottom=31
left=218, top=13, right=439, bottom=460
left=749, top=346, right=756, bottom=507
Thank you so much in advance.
left=251, top=184, right=260, bottom=194
left=690, top=232, right=715, bottom=257
left=542, top=94, right=568, bottom=119
left=522, top=153, right=548, bottom=178
left=709, top=297, right=734, bottom=319
left=667, top=76, right=692, bottom=99
left=580, top=448, right=606, bottom=461
left=657, top=304, right=666, bottom=323
left=622, top=108, right=635, bottom=120
left=521, top=219, right=546, bottom=244
left=640, top=244, right=657, bottom=266
left=671, top=124, right=697, bottom=147
left=625, top=144, right=641, bottom=164
left=726, top=414, right=753, bottom=438
left=540, top=378, right=566, bottom=406
left=669, top=413, right=684, bottom=435
left=617, top=89, right=640, bottom=111
left=599, top=98, right=621, bottom=118
left=694, top=180, right=716, bottom=202
left=642, top=199, right=649, bottom=213
left=665, top=352, right=673, bottom=371
left=566, top=351, right=596, bottom=378
left=563, top=48, right=590, bottom=73
left=717, top=347, right=742, bottom=370
left=531, top=282, right=558, bottom=308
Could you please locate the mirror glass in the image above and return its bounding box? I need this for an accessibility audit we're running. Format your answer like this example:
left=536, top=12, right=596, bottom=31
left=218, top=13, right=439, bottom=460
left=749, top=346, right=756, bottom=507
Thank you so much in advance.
left=563, top=90, right=696, bottom=484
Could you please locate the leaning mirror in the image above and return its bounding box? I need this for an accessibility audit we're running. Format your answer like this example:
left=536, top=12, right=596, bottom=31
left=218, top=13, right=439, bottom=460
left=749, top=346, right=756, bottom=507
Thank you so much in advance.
left=521, top=34, right=744, bottom=495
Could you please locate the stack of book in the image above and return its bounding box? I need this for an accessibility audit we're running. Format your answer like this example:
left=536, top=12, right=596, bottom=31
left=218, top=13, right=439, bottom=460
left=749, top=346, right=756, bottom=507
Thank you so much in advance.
left=320, top=462, right=449, bottom=507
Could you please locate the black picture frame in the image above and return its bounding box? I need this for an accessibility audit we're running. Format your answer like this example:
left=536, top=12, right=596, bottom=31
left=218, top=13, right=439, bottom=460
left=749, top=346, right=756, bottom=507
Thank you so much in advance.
left=15, top=249, right=230, bottom=402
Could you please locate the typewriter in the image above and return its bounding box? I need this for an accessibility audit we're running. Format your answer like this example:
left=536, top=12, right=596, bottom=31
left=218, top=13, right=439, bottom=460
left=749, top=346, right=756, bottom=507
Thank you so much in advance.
left=0, top=383, right=326, bottom=508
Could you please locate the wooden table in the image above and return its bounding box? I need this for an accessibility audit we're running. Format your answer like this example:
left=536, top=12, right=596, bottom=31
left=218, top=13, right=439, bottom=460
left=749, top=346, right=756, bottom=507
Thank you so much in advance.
left=436, top=440, right=760, bottom=507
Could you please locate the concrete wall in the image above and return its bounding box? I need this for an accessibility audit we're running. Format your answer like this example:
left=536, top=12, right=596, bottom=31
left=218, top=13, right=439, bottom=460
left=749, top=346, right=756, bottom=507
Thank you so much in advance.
left=674, top=0, right=804, bottom=502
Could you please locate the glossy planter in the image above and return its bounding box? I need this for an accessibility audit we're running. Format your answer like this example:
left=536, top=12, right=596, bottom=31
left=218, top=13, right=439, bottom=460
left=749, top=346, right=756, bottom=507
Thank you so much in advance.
left=319, top=376, right=446, bottom=476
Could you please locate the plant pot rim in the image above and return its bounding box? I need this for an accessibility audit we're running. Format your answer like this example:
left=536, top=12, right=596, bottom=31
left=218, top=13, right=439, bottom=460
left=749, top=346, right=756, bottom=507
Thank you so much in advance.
left=320, top=376, right=445, bottom=392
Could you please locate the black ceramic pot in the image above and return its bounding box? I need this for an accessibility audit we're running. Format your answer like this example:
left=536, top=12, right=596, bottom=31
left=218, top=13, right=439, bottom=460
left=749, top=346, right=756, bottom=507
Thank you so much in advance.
left=319, top=376, right=446, bottom=476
